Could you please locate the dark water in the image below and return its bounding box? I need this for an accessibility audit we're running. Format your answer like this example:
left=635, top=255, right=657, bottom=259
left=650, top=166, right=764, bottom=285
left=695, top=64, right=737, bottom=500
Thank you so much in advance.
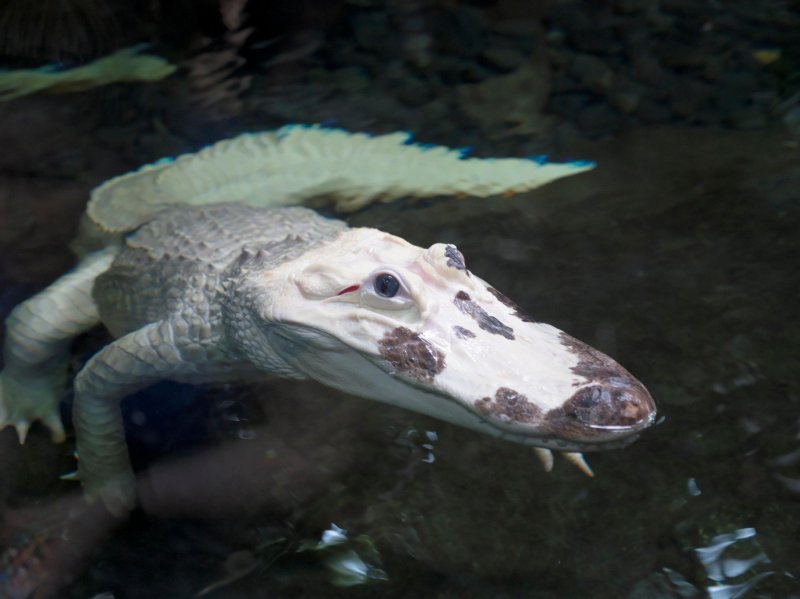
left=1, top=2, right=799, bottom=598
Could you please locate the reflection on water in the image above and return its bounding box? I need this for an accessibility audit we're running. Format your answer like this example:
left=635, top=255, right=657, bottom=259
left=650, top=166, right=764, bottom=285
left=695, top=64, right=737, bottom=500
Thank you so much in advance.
left=695, top=528, right=772, bottom=598
left=299, top=523, right=388, bottom=587
left=614, top=526, right=793, bottom=599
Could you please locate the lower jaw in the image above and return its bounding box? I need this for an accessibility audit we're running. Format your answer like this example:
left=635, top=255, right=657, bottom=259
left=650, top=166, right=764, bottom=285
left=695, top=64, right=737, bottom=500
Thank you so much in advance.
left=493, top=428, right=643, bottom=452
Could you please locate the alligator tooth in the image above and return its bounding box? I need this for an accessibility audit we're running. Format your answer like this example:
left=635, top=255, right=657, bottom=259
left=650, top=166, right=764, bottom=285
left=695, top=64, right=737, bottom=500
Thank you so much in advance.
left=563, top=452, right=594, bottom=477
left=533, top=447, right=554, bottom=472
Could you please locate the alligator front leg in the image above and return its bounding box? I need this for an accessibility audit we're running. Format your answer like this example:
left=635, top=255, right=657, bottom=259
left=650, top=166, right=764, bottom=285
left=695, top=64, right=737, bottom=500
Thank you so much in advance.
left=71, top=317, right=216, bottom=515
left=0, top=248, right=116, bottom=443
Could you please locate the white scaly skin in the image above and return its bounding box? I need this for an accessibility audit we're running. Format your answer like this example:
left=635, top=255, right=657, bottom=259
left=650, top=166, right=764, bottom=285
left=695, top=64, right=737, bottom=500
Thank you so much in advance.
left=0, top=206, right=656, bottom=514
left=0, top=248, right=117, bottom=442
left=262, top=227, right=655, bottom=450
left=0, top=126, right=655, bottom=514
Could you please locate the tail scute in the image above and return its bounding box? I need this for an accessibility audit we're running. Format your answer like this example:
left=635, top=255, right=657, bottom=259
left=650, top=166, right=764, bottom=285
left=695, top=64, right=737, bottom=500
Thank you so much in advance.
left=88, top=125, right=594, bottom=233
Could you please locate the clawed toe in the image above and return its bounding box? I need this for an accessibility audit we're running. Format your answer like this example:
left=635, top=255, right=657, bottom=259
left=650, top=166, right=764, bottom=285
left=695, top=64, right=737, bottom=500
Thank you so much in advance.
left=15, top=418, right=31, bottom=444
left=42, top=410, right=67, bottom=443
left=60, top=450, right=81, bottom=481
left=0, top=370, right=67, bottom=444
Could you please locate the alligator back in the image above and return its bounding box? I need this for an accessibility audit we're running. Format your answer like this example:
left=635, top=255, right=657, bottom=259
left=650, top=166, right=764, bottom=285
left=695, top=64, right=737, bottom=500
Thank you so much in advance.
left=93, top=204, right=347, bottom=337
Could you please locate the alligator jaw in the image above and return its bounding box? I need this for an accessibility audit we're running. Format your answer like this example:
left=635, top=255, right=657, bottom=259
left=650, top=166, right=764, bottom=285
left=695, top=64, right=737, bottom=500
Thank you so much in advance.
left=262, top=228, right=656, bottom=460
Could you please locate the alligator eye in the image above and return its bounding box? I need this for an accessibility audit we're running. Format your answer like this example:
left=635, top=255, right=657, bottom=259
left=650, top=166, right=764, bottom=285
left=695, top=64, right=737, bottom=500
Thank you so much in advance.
left=374, top=273, right=400, bottom=297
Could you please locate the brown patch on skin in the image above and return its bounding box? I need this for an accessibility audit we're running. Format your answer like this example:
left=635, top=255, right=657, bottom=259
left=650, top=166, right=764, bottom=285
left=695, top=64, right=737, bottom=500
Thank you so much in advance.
left=379, top=327, right=445, bottom=382
left=445, top=244, right=468, bottom=274
left=545, top=332, right=656, bottom=438
left=486, top=286, right=535, bottom=323
left=454, top=291, right=515, bottom=340
left=558, top=332, right=637, bottom=382
left=453, top=325, right=476, bottom=339
left=476, top=387, right=541, bottom=423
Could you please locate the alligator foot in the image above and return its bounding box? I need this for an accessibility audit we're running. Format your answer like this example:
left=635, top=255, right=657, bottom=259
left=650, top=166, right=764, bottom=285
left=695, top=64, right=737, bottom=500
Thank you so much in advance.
left=0, top=370, right=66, bottom=444
left=57, top=449, right=136, bottom=516
left=81, top=469, right=138, bottom=517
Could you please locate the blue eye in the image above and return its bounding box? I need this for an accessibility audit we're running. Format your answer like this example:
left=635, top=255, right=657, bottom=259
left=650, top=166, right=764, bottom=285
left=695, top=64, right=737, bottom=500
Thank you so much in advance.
left=374, top=273, right=400, bottom=297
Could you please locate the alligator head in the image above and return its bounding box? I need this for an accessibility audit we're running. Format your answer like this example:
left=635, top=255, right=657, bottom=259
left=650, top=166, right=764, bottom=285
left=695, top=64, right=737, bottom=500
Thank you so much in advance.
left=258, top=227, right=656, bottom=455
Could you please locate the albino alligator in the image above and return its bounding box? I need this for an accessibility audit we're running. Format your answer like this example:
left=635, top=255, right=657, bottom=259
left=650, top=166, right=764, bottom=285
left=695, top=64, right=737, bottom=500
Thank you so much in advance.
left=0, top=125, right=656, bottom=514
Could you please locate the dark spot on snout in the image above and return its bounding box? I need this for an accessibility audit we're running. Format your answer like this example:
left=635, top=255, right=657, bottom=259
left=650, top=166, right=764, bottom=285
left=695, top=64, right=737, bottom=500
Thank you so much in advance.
left=454, top=291, right=515, bottom=340
left=559, top=332, right=645, bottom=384
left=486, top=286, right=535, bottom=323
left=445, top=244, right=468, bottom=273
left=545, top=332, right=656, bottom=437
left=379, top=327, right=445, bottom=382
left=453, top=326, right=476, bottom=339
left=557, top=385, right=651, bottom=427
left=476, top=387, right=540, bottom=423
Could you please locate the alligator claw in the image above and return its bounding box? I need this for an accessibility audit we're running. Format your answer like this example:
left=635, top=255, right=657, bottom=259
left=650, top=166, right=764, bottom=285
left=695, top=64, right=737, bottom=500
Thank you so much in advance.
left=83, top=472, right=137, bottom=516
left=0, top=370, right=67, bottom=444
left=15, top=418, right=31, bottom=445
left=60, top=450, right=80, bottom=481
left=42, top=411, right=67, bottom=443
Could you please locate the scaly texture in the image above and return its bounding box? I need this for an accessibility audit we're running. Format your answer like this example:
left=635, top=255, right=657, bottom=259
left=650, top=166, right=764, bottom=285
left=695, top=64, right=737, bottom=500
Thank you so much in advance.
left=94, top=204, right=346, bottom=337
left=0, top=248, right=116, bottom=443
left=87, top=124, right=594, bottom=233
left=0, top=45, right=176, bottom=101
left=0, top=126, right=643, bottom=517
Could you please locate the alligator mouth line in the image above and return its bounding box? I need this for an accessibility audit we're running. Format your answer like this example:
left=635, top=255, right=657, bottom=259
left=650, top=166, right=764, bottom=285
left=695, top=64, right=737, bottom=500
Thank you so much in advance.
left=378, top=358, right=650, bottom=452
left=465, top=408, right=650, bottom=451
left=489, top=427, right=645, bottom=452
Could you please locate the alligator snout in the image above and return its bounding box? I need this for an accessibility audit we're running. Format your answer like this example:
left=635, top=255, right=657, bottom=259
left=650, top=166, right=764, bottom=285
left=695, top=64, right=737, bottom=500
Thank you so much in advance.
left=551, top=379, right=654, bottom=432
left=542, top=373, right=655, bottom=448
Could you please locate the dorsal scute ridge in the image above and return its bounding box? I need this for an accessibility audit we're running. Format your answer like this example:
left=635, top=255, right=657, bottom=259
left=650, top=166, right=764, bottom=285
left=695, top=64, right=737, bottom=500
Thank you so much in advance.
left=87, top=124, right=594, bottom=233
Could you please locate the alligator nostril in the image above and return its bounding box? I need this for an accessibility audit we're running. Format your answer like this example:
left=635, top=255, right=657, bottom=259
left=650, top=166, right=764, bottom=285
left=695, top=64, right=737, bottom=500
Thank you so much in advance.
left=566, top=385, right=621, bottom=426
left=546, top=378, right=656, bottom=439
left=593, top=385, right=648, bottom=426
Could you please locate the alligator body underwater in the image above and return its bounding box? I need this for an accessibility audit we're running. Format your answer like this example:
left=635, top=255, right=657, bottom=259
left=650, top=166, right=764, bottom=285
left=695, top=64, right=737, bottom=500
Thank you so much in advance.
left=0, top=125, right=656, bottom=513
